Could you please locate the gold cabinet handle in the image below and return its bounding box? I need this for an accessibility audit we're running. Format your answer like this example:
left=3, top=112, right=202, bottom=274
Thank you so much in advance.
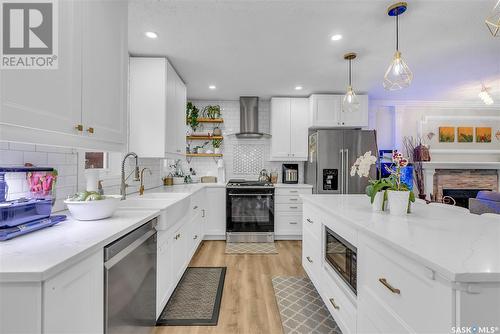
left=306, top=256, right=313, bottom=263
left=289, top=222, right=298, bottom=225
left=379, top=278, right=401, bottom=294
left=290, top=190, right=298, bottom=193
left=329, top=297, right=340, bottom=310
left=193, top=206, right=198, bottom=210
left=86, top=127, right=94, bottom=134
left=306, top=218, right=313, bottom=224
left=74, top=124, right=83, bottom=131
left=290, top=198, right=298, bottom=201
left=193, top=235, right=198, bottom=240
left=289, top=206, right=298, bottom=209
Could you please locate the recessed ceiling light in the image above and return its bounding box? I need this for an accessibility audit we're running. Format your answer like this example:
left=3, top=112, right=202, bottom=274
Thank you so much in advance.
left=295, top=86, right=303, bottom=90
left=331, top=34, right=343, bottom=41
left=209, top=85, right=216, bottom=90
left=145, top=31, right=158, bottom=39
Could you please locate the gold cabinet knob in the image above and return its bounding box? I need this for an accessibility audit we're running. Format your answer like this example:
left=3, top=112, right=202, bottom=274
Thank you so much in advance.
left=75, top=124, right=83, bottom=131
left=86, top=127, right=94, bottom=134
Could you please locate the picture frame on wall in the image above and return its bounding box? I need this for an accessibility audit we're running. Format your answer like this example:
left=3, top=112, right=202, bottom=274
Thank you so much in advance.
left=457, top=127, right=473, bottom=143
left=439, top=127, right=455, bottom=143
left=476, top=127, right=492, bottom=143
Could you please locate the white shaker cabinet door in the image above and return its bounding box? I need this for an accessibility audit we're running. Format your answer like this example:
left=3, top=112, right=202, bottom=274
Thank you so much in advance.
left=340, top=94, right=368, bottom=127
left=270, top=98, right=292, bottom=160
left=0, top=0, right=82, bottom=136
left=81, top=0, right=127, bottom=144
left=310, top=95, right=341, bottom=127
left=205, top=188, right=226, bottom=238
left=289, top=98, right=309, bottom=160
left=43, top=250, right=103, bottom=334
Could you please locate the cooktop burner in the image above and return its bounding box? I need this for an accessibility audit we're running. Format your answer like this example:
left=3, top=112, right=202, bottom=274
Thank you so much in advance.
left=227, top=179, right=273, bottom=187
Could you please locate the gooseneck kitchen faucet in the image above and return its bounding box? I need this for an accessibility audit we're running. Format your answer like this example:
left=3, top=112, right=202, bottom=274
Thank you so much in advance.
left=120, top=152, right=140, bottom=200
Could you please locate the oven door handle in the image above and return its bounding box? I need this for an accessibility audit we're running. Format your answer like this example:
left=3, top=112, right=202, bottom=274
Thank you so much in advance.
left=228, top=193, right=273, bottom=196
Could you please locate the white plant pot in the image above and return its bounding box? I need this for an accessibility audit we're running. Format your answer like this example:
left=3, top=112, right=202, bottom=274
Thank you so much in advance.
left=371, top=192, right=384, bottom=212
left=173, top=177, right=184, bottom=185
left=387, top=190, right=410, bottom=216
left=214, top=147, right=221, bottom=154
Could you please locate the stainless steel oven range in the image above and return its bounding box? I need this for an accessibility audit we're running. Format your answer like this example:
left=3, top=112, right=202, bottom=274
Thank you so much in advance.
left=226, top=179, right=274, bottom=242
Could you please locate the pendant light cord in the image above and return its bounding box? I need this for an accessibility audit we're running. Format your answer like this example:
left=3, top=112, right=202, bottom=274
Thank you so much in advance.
left=396, top=14, right=399, bottom=51
left=348, top=59, right=352, bottom=86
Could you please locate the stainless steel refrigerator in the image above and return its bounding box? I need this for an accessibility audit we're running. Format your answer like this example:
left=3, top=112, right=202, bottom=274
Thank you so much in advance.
left=305, top=129, right=378, bottom=194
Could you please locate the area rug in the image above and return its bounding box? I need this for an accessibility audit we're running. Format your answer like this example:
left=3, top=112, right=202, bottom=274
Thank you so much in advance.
left=272, top=276, right=342, bottom=334
left=156, top=267, right=226, bottom=326
left=225, top=242, right=278, bottom=254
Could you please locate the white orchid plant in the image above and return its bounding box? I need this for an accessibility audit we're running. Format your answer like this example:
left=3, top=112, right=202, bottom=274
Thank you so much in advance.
left=350, top=151, right=377, bottom=178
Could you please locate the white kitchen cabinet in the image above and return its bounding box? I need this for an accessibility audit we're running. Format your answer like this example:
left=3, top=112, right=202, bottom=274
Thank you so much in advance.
left=275, top=186, right=312, bottom=239
left=270, top=97, right=309, bottom=161
left=43, top=249, right=104, bottom=334
left=81, top=0, right=127, bottom=144
left=0, top=0, right=127, bottom=152
left=309, top=94, right=368, bottom=128
left=204, top=188, right=226, bottom=240
left=129, top=57, right=187, bottom=158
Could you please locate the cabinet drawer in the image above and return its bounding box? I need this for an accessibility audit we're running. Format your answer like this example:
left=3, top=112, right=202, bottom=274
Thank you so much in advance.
left=276, top=187, right=311, bottom=196
left=276, top=203, right=302, bottom=213
left=302, top=235, right=322, bottom=280
left=321, top=273, right=357, bottom=334
left=275, top=195, right=302, bottom=204
left=276, top=213, right=302, bottom=235
left=358, top=237, right=451, bottom=333
left=303, top=208, right=322, bottom=239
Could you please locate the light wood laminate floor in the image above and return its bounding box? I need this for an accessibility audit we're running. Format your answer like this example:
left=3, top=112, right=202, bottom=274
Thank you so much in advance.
left=154, top=240, right=305, bottom=334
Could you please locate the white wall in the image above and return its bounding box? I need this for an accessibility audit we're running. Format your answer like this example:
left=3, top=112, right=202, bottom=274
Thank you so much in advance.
left=369, top=100, right=500, bottom=162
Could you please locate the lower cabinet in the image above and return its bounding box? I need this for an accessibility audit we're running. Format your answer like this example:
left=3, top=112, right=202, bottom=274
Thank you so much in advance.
left=275, top=186, right=312, bottom=239
left=43, top=250, right=104, bottom=334
left=204, top=188, right=226, bottom=239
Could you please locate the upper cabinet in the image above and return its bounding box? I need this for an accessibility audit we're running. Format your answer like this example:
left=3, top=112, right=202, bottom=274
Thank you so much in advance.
left=309, top=94, right=368, bottom=128
left=0, top=0, right=127, bottom=152
left=270, top=97, right=309, bottom=161
left=129, top=57, right=186, bottom=158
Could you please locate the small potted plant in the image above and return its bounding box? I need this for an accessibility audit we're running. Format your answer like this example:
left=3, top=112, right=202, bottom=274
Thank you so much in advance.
left=186, top=102, right=200, bottom=134
left=203, top=105, right=221, bottom=119
left=212, top=138, right=223, bottom=154
left=384, top=151, right=415, bottom=216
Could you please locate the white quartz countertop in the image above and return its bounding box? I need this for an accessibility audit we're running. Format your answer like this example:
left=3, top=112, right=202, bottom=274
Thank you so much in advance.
left=0, top=183, right=225, bottom=283
left=301, top=195, right=500, bottom=283
left=0, top=209, right=159, bottom=282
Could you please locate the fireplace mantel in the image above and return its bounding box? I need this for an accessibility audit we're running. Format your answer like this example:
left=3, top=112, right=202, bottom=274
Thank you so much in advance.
left=421, top=161, right=500, bottom=200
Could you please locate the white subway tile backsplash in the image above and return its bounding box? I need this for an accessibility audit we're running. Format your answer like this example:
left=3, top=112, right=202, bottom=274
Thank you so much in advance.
left=23, top=151, right=48, bottom=166
left=0, top=150, right=23, bottom=165
left=9, top=143, right=36, bottom=151
left=47, top=153, right=68, bottom=165
left=0, top=142, right=9, bottom=150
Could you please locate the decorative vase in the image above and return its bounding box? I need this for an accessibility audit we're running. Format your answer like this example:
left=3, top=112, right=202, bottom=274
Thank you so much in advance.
left=387, top=190, right=410, bottom=216
left=371, top=191, right=384, bottom=212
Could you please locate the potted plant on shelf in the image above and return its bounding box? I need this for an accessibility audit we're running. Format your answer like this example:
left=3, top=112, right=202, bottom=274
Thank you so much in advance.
left=212, top=138, right=223, bottom=154
left=384, top=151, right=415, bottom=216
left=203, top=105, right=221, bottom=119
left=186, top=102, right=200, bottom=134
left=350, top=151, right=387, bottom=211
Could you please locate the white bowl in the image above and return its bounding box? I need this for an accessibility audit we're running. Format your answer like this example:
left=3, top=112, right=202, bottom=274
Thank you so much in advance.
left=64, top=195, right=121, bottom=221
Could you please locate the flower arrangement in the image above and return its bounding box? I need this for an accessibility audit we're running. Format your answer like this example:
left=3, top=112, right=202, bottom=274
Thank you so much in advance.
left=351, top=150, right=415, bottom=215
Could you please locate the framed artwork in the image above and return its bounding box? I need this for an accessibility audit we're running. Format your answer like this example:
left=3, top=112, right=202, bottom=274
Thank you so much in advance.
left=476, top=127, right=492, bottom=143
left=457, top=127, right=473, bottom=143
left=439, top=127, right=455, bottom=142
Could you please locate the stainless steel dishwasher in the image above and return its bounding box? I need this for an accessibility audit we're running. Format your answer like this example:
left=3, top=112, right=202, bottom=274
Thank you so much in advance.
left=104, top=218, right=157, bottom=334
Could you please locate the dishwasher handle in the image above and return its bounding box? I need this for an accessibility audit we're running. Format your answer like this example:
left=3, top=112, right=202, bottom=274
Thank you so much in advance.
left=104, top=229, right=156, bottom=269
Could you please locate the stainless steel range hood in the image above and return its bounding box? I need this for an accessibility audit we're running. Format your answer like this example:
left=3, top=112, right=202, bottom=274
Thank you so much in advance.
left=236, top=96, right=269, bottom=138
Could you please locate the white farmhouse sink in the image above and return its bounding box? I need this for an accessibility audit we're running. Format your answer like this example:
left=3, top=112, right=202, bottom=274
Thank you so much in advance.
left=119, top=194, right=191, bottom=230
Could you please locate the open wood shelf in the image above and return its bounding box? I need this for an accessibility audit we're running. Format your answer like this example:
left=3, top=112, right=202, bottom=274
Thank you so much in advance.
left=186, top=135, right=223, bottom=140
left=196, top=118, right=224, bottom=123
left=186, top=153, right=223, bottom=157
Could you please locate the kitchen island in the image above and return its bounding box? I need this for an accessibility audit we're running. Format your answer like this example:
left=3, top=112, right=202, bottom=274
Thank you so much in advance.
left=301, top=194, right=500, bottom=334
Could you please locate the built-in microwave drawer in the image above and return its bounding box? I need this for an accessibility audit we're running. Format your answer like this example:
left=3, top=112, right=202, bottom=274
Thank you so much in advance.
left=358, top=235, right=452, bottom=333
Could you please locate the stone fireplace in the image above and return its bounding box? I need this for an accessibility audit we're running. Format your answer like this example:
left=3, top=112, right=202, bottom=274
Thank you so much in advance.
left=422, top=162, right=500, bottom=206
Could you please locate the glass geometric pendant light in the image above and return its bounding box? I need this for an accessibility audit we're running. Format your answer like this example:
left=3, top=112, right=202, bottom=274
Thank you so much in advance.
left=342, top=52, right=360, bottom=113
left=485, top=0, right=500, bottom=37
left=383, top=2, right=413, bottom=91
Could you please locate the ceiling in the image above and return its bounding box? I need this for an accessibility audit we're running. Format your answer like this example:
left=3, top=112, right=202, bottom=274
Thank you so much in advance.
left=129, top=0, right=500, bottom=103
